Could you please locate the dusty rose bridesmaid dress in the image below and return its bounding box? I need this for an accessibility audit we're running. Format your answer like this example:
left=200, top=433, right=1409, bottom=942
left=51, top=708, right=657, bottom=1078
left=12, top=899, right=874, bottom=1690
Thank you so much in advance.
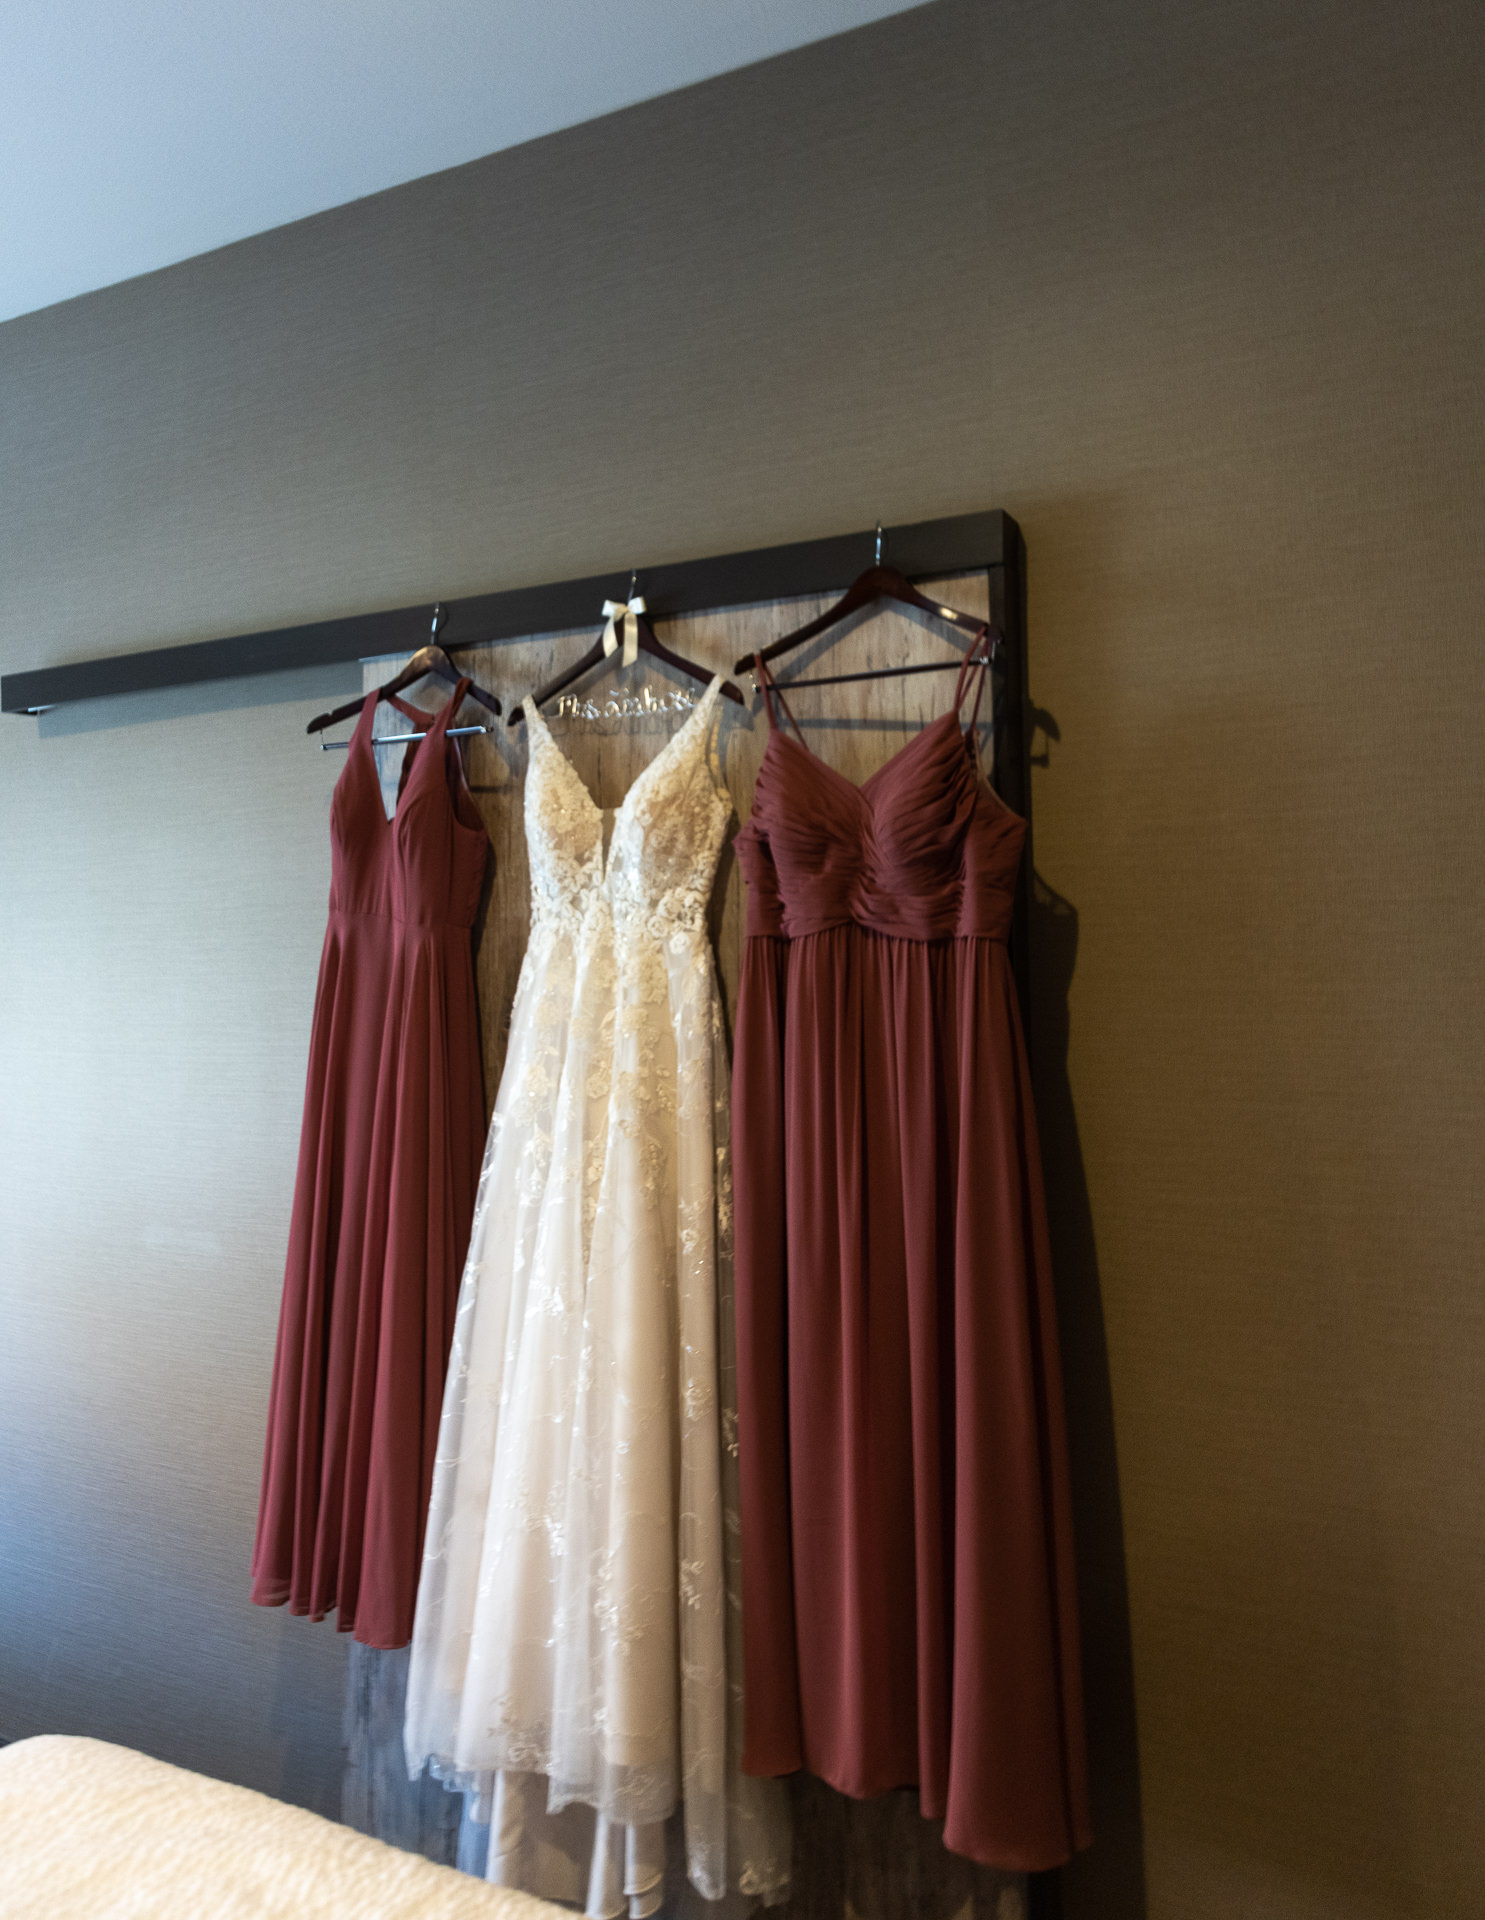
left=252, top=679, right=488, bottom=1650
left=732, top=652, right=1090, bottom=1870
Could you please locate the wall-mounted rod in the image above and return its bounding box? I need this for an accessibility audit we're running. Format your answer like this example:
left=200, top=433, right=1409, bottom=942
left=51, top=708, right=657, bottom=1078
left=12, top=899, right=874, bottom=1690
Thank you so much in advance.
left=2, top=512, right=1007, bottom=715
left=321, top=725, right=491, bottom=751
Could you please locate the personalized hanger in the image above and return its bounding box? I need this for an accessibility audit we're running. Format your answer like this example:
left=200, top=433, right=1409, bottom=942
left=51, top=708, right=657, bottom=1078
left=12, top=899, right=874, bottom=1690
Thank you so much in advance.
left=306, top=605, right=502, bottom=737
left=509, top=575, right=743, bottom=727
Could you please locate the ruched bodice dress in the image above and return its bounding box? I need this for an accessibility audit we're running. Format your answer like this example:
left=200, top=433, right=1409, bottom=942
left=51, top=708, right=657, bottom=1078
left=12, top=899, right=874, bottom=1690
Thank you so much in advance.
left=252, top=679, right=489, bottom=1651
left=732, top=656, right=1091, bottom=1871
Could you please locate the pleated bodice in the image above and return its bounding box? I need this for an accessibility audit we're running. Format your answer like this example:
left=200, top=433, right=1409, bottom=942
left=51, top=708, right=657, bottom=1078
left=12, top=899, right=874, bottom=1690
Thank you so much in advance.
left=737, top=710, right=1023, bottom=943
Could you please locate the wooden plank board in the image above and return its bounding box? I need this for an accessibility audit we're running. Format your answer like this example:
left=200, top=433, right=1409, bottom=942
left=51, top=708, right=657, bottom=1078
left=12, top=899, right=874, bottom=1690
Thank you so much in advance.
left=368, top=573, right=993, bottom=1108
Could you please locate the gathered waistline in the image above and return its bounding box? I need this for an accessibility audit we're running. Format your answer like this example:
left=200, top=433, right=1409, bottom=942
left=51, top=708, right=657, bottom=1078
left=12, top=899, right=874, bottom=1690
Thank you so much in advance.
left=748, top=918, right=1011, bottom=946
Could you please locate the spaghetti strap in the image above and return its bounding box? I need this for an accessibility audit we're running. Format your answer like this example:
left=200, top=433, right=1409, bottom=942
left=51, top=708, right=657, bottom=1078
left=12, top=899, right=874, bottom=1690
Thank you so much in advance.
left=951, top=628, right=994, bottom=774
left=754, top=653, right=806, bottom=745
left=433, top=677, right=473, bottom=731
left=951, top=627, right=992, bottom=715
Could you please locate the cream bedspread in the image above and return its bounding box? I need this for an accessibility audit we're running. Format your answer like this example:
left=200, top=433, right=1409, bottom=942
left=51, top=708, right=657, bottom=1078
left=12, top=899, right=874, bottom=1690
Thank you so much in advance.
left=0, top=1736, right=567, bottom=1919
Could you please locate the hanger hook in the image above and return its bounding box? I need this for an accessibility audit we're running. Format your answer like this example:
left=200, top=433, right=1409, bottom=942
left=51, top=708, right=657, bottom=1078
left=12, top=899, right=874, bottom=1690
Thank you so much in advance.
left=430, top=602, right=446, bottom=644
left=627, top=569, right=639, bottom=601
left=874, top=524, right=884, bottom=566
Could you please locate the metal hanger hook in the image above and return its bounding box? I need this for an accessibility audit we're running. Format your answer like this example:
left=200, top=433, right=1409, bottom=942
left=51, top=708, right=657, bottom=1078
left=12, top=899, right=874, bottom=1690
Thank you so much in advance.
left=874, top=524, right=884, bottom=565
left=430, top=602, right=446, bottom=642
left=627, top=569, right=639, bottom=601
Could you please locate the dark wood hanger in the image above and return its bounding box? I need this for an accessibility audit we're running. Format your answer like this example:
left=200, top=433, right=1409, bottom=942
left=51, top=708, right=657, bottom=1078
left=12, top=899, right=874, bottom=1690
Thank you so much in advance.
left=510, top=609, right=743, bottom=728
left=306, top=607, right=501, bottom=735
left=735, top=560, right=997, bottom=683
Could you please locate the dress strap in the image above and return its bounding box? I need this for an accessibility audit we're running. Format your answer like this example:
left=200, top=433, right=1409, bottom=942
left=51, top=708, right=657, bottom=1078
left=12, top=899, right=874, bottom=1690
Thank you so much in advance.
left=353, top=681, right=381, bottom=739
left=753, top=654, right=806, bottom=745
left=952, top=626, right=993, bottom=735
left=432, top=677, right=473, bottom=734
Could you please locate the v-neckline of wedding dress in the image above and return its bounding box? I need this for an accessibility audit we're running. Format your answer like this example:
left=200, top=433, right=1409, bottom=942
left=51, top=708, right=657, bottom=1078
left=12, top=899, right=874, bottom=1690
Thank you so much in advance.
left=525, top=673, right=724, bottom=873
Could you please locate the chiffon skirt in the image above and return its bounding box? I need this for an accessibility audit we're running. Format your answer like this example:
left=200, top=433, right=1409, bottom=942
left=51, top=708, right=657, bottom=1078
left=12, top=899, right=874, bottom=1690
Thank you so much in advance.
left=733, top=923, right=1091, bottom=1870
left=252, top=909, right=486, bottom=1650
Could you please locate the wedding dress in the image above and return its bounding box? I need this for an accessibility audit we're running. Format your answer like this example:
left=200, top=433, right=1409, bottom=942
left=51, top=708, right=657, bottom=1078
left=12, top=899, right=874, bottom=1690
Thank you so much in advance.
left=405, top=677, right=790, bottom=1919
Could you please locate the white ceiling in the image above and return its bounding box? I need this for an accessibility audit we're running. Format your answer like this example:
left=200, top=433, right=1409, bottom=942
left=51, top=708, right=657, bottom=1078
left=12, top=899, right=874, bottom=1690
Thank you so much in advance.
left=0, top=1, right=930, bottom=326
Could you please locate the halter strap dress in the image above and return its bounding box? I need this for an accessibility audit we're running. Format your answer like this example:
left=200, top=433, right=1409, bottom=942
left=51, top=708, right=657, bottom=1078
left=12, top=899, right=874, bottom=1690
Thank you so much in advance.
left=252, top=678, right=489, bottom=1650
left=732, top=648, right=1091, bottom=1870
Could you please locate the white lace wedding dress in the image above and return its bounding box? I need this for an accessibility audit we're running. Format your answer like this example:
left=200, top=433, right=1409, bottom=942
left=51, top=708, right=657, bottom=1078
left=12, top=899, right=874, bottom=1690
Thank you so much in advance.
left=404, top=677, right=791, bottom=1919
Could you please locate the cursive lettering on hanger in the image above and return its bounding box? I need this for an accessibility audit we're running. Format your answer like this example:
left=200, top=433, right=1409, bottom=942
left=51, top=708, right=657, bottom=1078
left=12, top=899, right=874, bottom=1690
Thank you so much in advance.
left=553, top=685, right=696, bottom=721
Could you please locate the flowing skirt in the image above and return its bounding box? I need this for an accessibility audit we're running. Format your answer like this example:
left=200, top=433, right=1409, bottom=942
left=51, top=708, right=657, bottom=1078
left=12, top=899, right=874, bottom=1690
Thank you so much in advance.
left=733, top=924, right=1090, bottom=1871
left=406, top=908, right=790, bottom=1915
left=253, top=910, right=485, bottom=1651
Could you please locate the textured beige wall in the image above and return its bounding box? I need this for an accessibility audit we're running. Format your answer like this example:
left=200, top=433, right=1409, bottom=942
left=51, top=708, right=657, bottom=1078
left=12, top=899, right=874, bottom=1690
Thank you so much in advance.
left=1, top=0, right=1482, bottom=1912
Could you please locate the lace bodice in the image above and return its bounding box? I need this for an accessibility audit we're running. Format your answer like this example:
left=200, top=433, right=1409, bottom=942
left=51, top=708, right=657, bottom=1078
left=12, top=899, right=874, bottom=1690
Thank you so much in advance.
left=525, top=679, right=732, bottom=945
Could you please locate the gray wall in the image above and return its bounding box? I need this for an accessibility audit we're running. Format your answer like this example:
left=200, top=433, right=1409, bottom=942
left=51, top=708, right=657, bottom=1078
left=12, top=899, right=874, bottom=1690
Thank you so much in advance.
left=1, top=1, right=1482, bottom=1914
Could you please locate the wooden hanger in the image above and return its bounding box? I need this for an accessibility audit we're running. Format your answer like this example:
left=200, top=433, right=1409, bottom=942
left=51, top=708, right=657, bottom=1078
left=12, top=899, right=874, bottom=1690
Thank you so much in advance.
left=305, top=606, right=502, bottom=735
left=509, top=583, right=743, bottom=728
left=734, top=528, right=998, bottom=685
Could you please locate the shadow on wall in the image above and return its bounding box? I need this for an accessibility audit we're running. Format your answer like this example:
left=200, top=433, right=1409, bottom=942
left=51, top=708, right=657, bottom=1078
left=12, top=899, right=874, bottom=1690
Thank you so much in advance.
left=1027, top=865, right=1148, bottom=1920
left=265, top=1619, right=351, bottom=1820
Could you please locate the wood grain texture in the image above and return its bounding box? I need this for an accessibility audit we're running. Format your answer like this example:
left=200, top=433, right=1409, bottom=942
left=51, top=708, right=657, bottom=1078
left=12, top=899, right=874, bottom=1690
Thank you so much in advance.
left=351, top=576, right=1024, bottom=1919
left=342, top=1643, right=461, bottom=1868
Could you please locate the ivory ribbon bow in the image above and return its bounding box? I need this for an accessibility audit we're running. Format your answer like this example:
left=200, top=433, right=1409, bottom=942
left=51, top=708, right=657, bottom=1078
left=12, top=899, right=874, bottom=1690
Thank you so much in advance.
left=601, top=596, right=646, bottom=668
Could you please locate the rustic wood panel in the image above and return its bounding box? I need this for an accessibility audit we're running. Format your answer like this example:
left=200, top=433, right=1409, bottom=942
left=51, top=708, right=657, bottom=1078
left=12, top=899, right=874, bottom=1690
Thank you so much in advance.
left=350, top=577, right=1024, bottom=1918
left=370, top=573, right=993, bottom=1106
left=342, top=1641, right=461, bottom=1866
